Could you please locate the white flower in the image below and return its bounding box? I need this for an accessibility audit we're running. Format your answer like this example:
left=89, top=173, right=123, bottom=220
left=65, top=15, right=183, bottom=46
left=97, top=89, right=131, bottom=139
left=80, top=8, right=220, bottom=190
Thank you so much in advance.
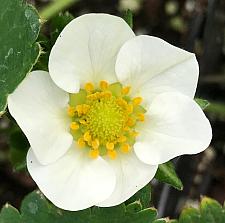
left=8, top=13, right=212, bottom=211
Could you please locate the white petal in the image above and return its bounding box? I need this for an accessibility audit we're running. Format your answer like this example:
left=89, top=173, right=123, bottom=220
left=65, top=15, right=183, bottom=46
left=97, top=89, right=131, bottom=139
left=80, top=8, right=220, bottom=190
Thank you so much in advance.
left=8, top=71, right=73, bottom=165
left=49, top=13, right=135, bottom=93
left=27, top=146, right=116, bottom=211
left=98, top=151, right=158, bottom=207
left=134, top=92, right=212, bottom=165
left=116, top=35, right=199, bottom=105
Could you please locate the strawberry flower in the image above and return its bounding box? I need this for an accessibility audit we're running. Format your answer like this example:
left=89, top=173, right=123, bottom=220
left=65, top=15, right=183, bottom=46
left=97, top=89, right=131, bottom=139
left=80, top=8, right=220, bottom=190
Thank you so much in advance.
left=8, top=13, right=212, bottom=211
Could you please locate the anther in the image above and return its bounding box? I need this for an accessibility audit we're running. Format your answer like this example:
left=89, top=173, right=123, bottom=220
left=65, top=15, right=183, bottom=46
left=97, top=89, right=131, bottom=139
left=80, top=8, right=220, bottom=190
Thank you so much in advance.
left=70, top=122, right=79, bottom=130
left=83, top=131, right=91, bottom=142
left=100, top=80, right=109, bottom=90
left=67, top=106, right=76, bottom=117
left=117, top=135, right=127, bottom=143
left=85, top=82, right=94, bottom=93
left=121, top=143, right=130, bottom=153
left=77, top=138, right=86, bottom=148
left=137, top=113, right=145, bottom=122
left=92, top=139, right=100, bottom=150
left=106, top=142, right=114, bottom=150
left=89, top=149, right=99, bottom=159
left=133, top=97, right=143, bottom=106
left=121, top=86, right=131, bottom=95
left=108, top=150, right=117, bottom=159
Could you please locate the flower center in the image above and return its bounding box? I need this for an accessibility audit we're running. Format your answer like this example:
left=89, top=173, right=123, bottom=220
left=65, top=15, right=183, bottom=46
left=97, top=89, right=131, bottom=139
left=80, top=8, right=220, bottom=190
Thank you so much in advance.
left=67, top=81, right=146, bottom=160
left=86, top=96, right=126, bottom=144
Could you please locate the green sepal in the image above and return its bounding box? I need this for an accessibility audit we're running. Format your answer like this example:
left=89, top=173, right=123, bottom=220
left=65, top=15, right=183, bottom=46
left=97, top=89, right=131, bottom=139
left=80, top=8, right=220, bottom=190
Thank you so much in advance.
left=108, top=82, right=122, bottom=97
left=123, top=9, right=133, bottom=29
left=155, top=161, right=183, bottom=190
left=69, top=89, right=87, bottom=107
left=195, top=98, right=210, bottom=110
left=134, top=105, right=147, bottom=114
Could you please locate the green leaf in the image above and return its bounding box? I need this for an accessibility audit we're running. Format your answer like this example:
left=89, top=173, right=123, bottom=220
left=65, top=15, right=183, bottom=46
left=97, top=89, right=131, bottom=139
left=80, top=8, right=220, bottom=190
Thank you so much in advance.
left=0, top=190, right=158, bottom=223
left=155, top=161, right=183, bottom=190
left=179, top=208, right=201, bottom=223
left=0, top=0, right=41, bottom=115
left=9, top=129, right=29, bottom=171
left=200, top=197, right=225, bottom=223
left=126, top=185, right=151, bottom=209
left=195, top=98, right=210, bottom=110
left=178, top=197, right=225, bottom=223
left=0, top=204, right=21, bottom=223
left=123, top=9, right=133, bottom=29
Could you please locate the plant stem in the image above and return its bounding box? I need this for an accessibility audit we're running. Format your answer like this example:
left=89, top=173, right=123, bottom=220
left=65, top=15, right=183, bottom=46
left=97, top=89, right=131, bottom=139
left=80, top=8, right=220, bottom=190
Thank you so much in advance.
left=39, top=0, right=79, bottom=20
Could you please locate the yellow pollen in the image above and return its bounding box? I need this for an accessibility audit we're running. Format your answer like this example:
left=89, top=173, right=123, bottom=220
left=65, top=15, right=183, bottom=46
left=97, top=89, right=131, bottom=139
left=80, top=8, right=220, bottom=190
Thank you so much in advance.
left=70, top=122, right=79, bottom=130
left=92, top=139, right=100, bottom=150
left=121, top=143, right=130, bottom=153
left=106, top=142, right=114, bottom=150
left=89, top=149, right=99, bottom=159
left=77, top=138, right=86, bottom=148
left=137, top=113, right=145, bottom=122
left=108, top=150, right=117, bottom=159
left=85, top=82, right=94, bottom=93
left=67, top=106, right=76, bottom=117
left=133, top=97, right=143, bottom=106
left=100, top=80, right=109, bottom=90
left=84, top=131, right=91, bottom=142
left=122, top=86, right=131, bottom=95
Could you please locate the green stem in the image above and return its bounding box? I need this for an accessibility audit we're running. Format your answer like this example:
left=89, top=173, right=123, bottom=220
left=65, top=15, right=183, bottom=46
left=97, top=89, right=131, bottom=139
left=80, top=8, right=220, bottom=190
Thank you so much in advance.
left=39, top=0, right=79, bottom=20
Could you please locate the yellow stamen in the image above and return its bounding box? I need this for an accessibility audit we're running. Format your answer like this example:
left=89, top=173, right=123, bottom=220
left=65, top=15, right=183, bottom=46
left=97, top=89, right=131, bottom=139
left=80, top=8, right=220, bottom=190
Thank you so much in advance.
left=127, top=117, right=135, bottom=127
left=116, top=98, right=127, bottom=107
left=122, top=86, right=131, bottom=95
left=67, top=106, right=76, bottom=117
left=127, top=104, right=133, bottom=114
left=77, top=138, right=85, bottom=148
left=89, top=149, right=99, bottom=159
left=137, top=113, right=145, bottom=122
left=117, top=135, right=127, bottom=143
left=106, top=142, right=114, bottom=150
left=85, top=82, right=94, bottom=93
left=133, top=97, right=143, bottom=106
left=76, top=105, right=83, bottom=116
left=70, top=122, right=79, bottom=130
left=83, top=131, right=91, bottom=142
left=92, top=139, right=100, bottom=150
left=108, top=150, right=117, bottom=159
left=100, top=80, right=109, bottom=90
left=121, top=143, right=130, bottom=153
left=103, top=91, right=112, bottom=98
